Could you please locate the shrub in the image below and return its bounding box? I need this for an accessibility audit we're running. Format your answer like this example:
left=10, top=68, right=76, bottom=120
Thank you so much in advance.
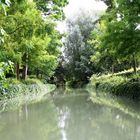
left=21, top=78, right=42, bottom=85
left=113, top=81, right=140, bottom=100
left=90, top=73, right=140, bottom=100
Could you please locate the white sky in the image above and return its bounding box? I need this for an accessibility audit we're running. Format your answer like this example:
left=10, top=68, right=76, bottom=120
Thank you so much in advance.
left=57, top=0, right=107, bottom=33
left=64, top=0, right=107, bottom=18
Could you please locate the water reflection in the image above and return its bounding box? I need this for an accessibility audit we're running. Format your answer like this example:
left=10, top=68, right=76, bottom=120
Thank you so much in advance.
left=0, top=89, right=140, bottom=140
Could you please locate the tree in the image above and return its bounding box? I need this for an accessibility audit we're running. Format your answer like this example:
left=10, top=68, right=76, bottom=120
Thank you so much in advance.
left=92, top=0, right=140, bottom=74
left=1, top=0, right=45, bottom=79
left=0, top=0, right=11, bottom=45
left=0, top=0, right=67, bottom=80
left=63, top=11, right=100, bottom=87
left=34, top=0, right=68, bottom=20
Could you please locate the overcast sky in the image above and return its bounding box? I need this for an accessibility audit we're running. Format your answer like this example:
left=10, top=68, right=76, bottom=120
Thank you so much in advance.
left=64, top=0, right=107, bottom=18
left=57, top=0, right=107, bottom=33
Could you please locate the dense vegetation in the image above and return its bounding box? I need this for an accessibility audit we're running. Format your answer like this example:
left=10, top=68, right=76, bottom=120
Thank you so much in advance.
left=0, top=79, right=55, bottom=112
left=90, top=0, right=140, bottom=74
left=1, top=2, right=140, bottom=139
left=0, top=0, right=140, bottom=101
left=0, top=0, right=67, bottom=97
left=61, top=0, right=140, bottom=99
left=88, top=0, right=140, bottom=99
left=62, top=11, right=101, bottom=87
left=0, top=0, right=68, bottom=80
left=89, top=69, right=140, bottom=99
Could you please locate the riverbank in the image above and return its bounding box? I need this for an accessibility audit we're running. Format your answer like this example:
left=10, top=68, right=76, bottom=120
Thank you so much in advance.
left=0, top=79, right=56, bottom=112
left=88, top=68, right=140, bottom=100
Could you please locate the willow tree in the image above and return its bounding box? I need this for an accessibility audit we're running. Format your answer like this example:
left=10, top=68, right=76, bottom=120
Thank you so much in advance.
left=63, top=11, right=100, bottom=87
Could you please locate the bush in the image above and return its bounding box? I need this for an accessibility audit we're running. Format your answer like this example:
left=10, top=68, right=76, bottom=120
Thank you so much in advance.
left=6, top=78, right=21, bottom=84
left=0, top=78, right=44, bottom=99
left=67, top=80, right=87, bottom=88
left=21, top=78, right=42, bottom=85
left=90, top=73, right=140, bottom=100
left=113, top=81, right=140, bottom=99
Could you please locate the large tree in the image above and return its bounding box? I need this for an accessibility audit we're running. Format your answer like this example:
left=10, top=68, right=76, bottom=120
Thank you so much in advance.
left=92, top=0, right=140, bottom=74
left=0, top=0, right=67, bottom=80
left=63, top=11, right=100, bottom=87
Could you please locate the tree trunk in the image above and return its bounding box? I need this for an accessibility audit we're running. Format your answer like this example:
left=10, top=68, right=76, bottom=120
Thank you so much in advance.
left=41, top=74, right=43, bottom=79
left=36, top=69, right=39, bottom=78
left=22, top=52, right=28, bottom=80
left=22, top=64, right=28, bottom=80
left=112, top=64, right=114, bottom=74
left=16, top=63, right=20, bottom=80
left=132, top=55, right=137, bottom=74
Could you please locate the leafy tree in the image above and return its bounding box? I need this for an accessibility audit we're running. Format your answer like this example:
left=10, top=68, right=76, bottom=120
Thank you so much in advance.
left=0, top=61, right=13, bottom=95
left=63, top=11, right=100, bottom=87
left=92, top=0, right=140, bottom=74
left=34, top=0, right=68, bottom=20
left=1, top=0, right=44, bottom=79
left=0, top=0, right=67, bottom=80
left=0, top=0, right=10, bottom=45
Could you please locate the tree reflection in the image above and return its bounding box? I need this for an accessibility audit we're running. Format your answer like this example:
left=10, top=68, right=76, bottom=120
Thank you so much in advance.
left=0, top=89, right=140, bottom=140
left=53, top=89, right=140, bottom=140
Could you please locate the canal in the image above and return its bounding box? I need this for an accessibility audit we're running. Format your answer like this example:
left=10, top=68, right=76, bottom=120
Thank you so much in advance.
left=0, top=89, right=140, bottom=140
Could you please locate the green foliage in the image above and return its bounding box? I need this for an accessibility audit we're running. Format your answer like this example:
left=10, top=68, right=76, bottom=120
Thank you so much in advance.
left=0, top=0, right=67, bottom=103
left=6, top=78, right=21, bottom=84
left=0, top=0, right=10, bottom=45
left=90, top=69, right=140, bottom=100
left=0, top=0, right=66, bottom=80
left=0, top=0, right=11, bottom=14
left=21, top=78, right=42, bottom=85
left=0, top=27, right=5, bottom=45
left=91, top=74, right=127, bottom=92
left=90, top=0, right=140, bottom=74
left=34, top=0, right=68, bottom=20
left=113, top=81, right=140, bottom=99
left=0, top=83, right=56, bottom=112
left=0, top=61, right=13, bottom=95
left=63, top=11, right=101, bottom=87
left=0, top=77, right=55, bottom=99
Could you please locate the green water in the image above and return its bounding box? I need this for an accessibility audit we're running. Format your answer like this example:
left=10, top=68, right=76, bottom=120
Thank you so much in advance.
left=0, top=89, right=140, bottom=140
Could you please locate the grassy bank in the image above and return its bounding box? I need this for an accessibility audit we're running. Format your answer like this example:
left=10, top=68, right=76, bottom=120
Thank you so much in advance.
left=0, top=79, right=56, bottom=112
left=89, top=69, right=140, bottom=100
